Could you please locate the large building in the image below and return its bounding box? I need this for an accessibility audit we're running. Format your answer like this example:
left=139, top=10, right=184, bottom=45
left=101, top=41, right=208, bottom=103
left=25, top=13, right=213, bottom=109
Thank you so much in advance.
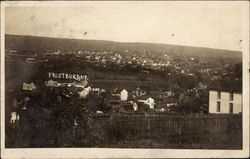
left=209, top=90, right=242, bottom=114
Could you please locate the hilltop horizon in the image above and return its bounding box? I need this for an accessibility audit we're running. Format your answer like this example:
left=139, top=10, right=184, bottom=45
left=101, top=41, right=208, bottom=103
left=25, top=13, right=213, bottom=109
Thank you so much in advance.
left=5, top=34, right=242, bottom=53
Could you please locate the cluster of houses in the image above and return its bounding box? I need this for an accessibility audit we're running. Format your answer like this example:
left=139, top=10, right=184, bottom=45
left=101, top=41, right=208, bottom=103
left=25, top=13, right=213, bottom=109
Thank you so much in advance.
left=13, top=75, right=179, bottom=117
left=42, top=49, right=204, bottom=75
left=108, top=87, right=243, bottom=114
left=110, top=87, right=177, bottom=111
left=43, top=49, right=174, bottom=71
left=6, top=49, right=237, bottom=86
left=9, top=80, right=243, bottom=125
left=6, top=49, right=243, bottom=125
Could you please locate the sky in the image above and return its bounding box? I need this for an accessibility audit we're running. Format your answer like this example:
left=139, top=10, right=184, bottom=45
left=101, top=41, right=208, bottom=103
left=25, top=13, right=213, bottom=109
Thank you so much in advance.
left=5, top=1, right=244, bottom=51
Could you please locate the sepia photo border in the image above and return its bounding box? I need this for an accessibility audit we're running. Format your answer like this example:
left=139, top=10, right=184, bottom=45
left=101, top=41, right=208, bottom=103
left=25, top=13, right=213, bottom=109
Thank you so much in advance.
left=1, top=1, right=249, bottom=158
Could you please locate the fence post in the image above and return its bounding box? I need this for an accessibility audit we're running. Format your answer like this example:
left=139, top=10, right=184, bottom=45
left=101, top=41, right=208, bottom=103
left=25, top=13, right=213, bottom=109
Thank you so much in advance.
left=204, top=116, right=207, bottom=133
left=178, top=118, right=182, bottom=144
left=109, top=115, right=114, bottom=138
left=145, top=113, right=150, bottom=135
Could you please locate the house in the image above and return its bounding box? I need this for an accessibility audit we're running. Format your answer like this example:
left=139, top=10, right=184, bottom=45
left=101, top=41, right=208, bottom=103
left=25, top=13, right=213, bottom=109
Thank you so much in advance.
left=120, top=89, right=128, bottom=101
left=149, top=90, right=163, bottom=100
left=111, top=88, right=121, bottom=97
left=26, top=57, right=36, bottom=64
left=137, top=95, right=155, bottom=109
left=9, top=50, right=17, bottom=54
left=163, top=91, right=174, bottom=97
left=209, top=90, right=242, bottom=114
left=164, top=97, right=178, bottom=107
left=10, top=112, right=19, bottom=124
left=22, top=82, right=36, bottom=91
left=133, top=102, right=138, bottom=111
left=155, top=103, right=168, bottom=111
left=78, top=86, right=92, bottom=99
left=72, top=80, right=88, bottom=88
left=135, top=87, right=147, bottom=97
left=45, top=79, right=58, bottom=87
left=155, top=97, right=178, bottom=110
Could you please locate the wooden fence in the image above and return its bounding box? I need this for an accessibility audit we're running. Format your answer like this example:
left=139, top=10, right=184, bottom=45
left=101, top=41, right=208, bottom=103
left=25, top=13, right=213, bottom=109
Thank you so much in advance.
left=108, top=114, right=242, bottom=137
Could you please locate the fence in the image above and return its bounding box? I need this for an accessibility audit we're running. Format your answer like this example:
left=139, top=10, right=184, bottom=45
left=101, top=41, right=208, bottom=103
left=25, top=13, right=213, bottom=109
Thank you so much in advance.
left=108, top=113, right=242, bottom=137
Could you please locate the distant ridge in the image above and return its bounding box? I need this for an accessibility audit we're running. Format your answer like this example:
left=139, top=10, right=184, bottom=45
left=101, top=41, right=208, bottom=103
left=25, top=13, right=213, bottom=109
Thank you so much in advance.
left=5, top=34, right=242, bottom=61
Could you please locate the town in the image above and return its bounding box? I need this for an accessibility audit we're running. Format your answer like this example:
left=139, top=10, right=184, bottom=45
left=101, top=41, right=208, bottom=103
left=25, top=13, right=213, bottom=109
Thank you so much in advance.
left=5, top=35, right=242, bottom=149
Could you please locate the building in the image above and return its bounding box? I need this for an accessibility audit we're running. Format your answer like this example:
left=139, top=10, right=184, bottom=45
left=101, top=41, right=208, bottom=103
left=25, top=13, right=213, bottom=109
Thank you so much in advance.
left=137, top=95, right=155, bottom=109
left=155, top=97, right=177, bottom=111
left=26, top=57, right=36, bottom=64
left=163, top=91, right=174, bottom=97
left=78, top=86, right=91, bottom=99
left=135, top=87, right=147, bottom=97
left=133, top=102, right=138, bottom=111
left=120, top=89, right=128, bottom=101
left=149, top=90, right=163, bottom=100
left=45, top=79, right=58, bottom=87
left=209, top=90, right=242, bottom=114
left=10, top=112, right=19, bottom=124
left=22, top=82, right=36, bottom=91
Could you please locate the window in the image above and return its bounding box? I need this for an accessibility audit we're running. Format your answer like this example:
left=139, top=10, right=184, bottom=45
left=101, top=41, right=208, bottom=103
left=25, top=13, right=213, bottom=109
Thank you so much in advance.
left=217, top=91, right=221, bottom=99
left=216, top=101, right=221, bottom=112
left=229, top=92, right=234, bottom=101
left=229, top=103, right=233, bottom=114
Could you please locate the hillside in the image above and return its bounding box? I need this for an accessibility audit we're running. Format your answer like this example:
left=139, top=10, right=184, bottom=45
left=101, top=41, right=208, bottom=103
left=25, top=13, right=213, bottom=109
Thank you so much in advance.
left=5, top=34, right=242, bottom=61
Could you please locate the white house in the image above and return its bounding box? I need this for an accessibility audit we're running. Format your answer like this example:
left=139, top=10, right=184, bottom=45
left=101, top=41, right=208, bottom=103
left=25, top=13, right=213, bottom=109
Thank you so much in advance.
left=78, top=86, right=92, bottom=99
left=23, top=82, right=36, bottom=91
left=120, top=89, right=128, bottom=101
left=72, top=80, right=88, bottom=88
left=133, top=102, right=138, bottom=111
left=138, top=96, right=155, bottom=109
left=45, top=79, right=58, bottom=87
left=209, top=90, right=242, bottom=114
left=10, top=112, right=19, bottom=124
left=26, top=57, right=36, bottom=64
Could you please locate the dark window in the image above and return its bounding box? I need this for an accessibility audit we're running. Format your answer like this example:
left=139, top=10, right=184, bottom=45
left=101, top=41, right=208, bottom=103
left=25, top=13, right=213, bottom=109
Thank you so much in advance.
left=217, top=91, right=221, bottom=99
left=229, top=92, right=234, bottom=101
left=229, top=103, right=233, bottom=114
left=217, top=101, right=221, bottom=112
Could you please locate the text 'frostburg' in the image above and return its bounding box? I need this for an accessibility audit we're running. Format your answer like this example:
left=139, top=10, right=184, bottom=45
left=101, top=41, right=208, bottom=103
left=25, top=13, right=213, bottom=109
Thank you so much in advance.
left=48, top=72, right=87, bottom=81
